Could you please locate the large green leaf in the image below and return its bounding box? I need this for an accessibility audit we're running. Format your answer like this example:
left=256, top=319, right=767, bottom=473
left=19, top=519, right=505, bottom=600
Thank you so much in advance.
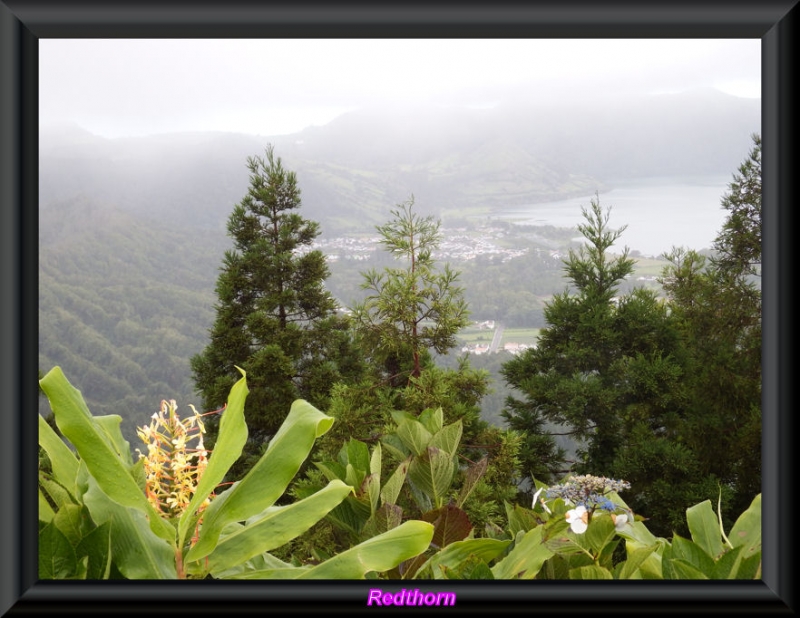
left=296, top=520, right=433, bottom=579
left=429, top=421, right=462, bottom=457
left=570, top=565, right=614, bottom=579
left=491, top=526, right=555, bottom=579
left=618, top=543, right=660, bottom=579
left=52, top=504, right=91, bottom=548
left=76, top=522, right=113, bottom=579
left=38, top=488, right=55, bottom=523
left=668, top=559, right=710, bottom=579
left=204, top=480, right=352, bottom=575
left=39, top=476, right=76, bottom=511
left=728, top=493, right=761, bottom=559
left=670, top=534, right=715, bottom=575
left=38, top=414, right=79, bottom=498
left=39, top=366, right=174, bottom=542
left=83, top=475, right=177, bottom=579
left=178, top=370, right=249, bottom=549
left=225, top=520, right=434, bottom=579
left=380, top=456, right=411, bottom=506
left=420, top=538, right=512, bottom=579
left=396, top=419, right=432, bottom=457
left=39, top=522, right=78, bottom=579
left=186, top=399, right=334, bottom=563
left=408, top=446, right=455, bottom=507
left=416, top=407, right=444, bottom=435
left=686, top=500, right=724, bottom=559
left=585, top=514, right=616, bottom=554
left=92, top=414, right=134, bottom=467
left=362, top=503, right=404, bottom=540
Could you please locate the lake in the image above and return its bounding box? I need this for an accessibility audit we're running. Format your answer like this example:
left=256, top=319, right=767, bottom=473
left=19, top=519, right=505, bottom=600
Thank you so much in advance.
left=493, top=175, right=733, bottom=257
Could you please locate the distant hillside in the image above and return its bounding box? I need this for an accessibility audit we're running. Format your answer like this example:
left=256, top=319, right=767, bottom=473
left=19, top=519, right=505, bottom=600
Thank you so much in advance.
left=38, top=88, right=758, bottom=445
left=40, top=87, right=759, bottom=236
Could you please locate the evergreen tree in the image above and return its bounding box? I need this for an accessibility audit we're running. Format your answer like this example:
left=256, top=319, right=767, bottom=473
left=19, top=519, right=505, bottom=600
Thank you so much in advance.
left=191, top=145, right=364, bottom=479
left=352, top=196, right=470, bottom=383
left=650, top=133, right=762, bottom=531
left=501, top=196, right=686, bottom=487
left=285, top=199, right=521, bottom=559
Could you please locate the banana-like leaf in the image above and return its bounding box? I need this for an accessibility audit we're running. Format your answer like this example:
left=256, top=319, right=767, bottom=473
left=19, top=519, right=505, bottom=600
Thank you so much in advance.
left=39, top=367, right=174, bottom=543
left=417, top=537, right=511, bottom=579
left=618, top=543, right=660, bottom=579
left=187, top=399, right=334, bottom=563
left=92, top=414, right=134, bottom=467
left=177, top=370, right=249, bottom=549
left=686, top=500, right=724, bottom=559
left=221, top=520, right=433, bottom=579
left=204, top=480, right=353, bottom=575
left=299, top=520, right=433, bottom=579
left=491, top=526, right=555, bottom=580
left=39, top=488, right=55, bottom=522
left=570, top=565, right=614, bottom=579
left=83, top=475, right=177, bottom=579
left=728, top=493, right=761, bottom=559
left=38, top=414, right=79, bottom=498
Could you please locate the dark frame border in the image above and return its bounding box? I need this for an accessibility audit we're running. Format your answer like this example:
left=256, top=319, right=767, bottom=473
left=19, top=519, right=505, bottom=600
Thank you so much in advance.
left=1, top=1, right=795, bottom=614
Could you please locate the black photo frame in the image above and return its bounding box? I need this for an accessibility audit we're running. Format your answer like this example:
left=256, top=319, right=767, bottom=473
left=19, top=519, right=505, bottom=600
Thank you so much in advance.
left=2, top=1, right=795, bottom=614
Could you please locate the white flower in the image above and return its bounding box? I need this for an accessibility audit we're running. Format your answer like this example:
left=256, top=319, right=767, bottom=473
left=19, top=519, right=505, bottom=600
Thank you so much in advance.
left=565, top=505, right=589, bottom=534
left=611, top=512, right=630, bottom=530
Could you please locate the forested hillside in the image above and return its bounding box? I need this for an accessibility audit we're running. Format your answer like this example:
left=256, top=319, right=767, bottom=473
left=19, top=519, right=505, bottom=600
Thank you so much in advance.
left=38, top=88, right=759, bottom=447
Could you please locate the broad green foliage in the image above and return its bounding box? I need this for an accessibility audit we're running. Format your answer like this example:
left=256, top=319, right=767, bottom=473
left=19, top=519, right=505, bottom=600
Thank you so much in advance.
left=304, top=409, right=485, bottom=557
left=38, top=367, right=433, bottom=579
left=413, top=475, right=761, bottom=580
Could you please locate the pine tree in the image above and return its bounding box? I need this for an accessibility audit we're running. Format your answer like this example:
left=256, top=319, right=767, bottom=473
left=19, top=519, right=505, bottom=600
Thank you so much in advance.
left=351, top=196, right=470, bottom=384
left=651, top=133, right=762, bottom=531
left=191, top=145, right=363, bottom=479
left=501, top=196, right=685, bottom=485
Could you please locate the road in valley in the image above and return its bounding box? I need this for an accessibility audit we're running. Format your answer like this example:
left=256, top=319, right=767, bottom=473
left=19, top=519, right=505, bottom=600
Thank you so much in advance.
left=489, top=323, right=505, bottom=353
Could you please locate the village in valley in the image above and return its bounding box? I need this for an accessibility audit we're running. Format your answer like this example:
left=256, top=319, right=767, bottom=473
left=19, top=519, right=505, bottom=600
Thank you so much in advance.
left=303, top=220, right=664, bottom=360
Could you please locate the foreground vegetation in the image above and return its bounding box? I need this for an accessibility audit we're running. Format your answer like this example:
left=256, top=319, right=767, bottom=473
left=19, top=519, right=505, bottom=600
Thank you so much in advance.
left=39, top=367, right=760, bottom=580
left=39, top=134, right=762, bottom=579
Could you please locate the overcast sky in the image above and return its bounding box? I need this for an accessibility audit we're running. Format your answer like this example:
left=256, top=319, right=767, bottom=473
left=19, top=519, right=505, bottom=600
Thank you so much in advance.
left=39, top=38, right=761, bottom=139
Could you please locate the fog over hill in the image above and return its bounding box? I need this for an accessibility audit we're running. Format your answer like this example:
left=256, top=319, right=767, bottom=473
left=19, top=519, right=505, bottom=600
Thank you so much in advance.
left=38, top=87, right=759, bottom=443
left=40, top=87, right=759, bottom=236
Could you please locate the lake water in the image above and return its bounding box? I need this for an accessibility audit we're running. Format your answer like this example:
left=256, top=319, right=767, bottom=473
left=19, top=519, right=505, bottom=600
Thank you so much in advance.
left=493, top=175, right=733, bottom=257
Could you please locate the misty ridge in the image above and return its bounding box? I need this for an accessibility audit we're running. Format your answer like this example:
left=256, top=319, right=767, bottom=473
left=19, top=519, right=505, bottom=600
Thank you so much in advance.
left=38, top=86, right=760, bottom=442
left=40, top=86, right=758, bottom=234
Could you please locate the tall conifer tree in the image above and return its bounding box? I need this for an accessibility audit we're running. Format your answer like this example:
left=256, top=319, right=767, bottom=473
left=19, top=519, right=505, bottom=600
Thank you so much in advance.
left=191, top=145, right=363, bottom=478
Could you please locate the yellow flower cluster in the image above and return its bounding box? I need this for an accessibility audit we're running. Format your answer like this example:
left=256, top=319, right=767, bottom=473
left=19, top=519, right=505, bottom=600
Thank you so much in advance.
left=135, top=399, right=211, bottom=519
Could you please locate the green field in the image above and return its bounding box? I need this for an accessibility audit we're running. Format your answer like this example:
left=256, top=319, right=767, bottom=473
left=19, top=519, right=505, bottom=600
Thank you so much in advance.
left=500, top=327, right=541, bottom=347
left=457, top=327, right=496, bottom=345
left=631, top=256, right=671, bottom=277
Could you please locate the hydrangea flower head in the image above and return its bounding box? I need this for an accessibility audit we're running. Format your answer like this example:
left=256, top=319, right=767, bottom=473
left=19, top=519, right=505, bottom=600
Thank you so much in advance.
left=543, top=474, right=632, bottom=534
